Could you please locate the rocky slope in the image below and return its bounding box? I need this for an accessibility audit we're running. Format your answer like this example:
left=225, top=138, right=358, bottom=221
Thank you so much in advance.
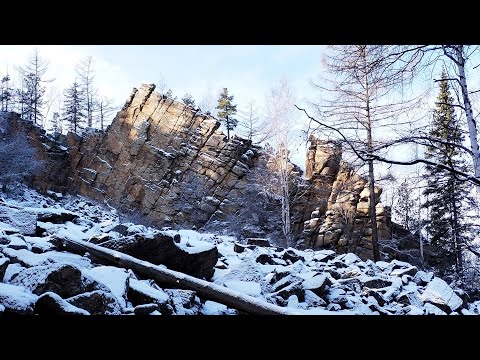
left=1, top=187, right=478, bottom=315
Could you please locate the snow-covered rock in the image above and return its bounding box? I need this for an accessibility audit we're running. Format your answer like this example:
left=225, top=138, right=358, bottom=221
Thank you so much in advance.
left=35, top=292, right=90, bottom=315
left=0, top=282, right=38, bottom=314
left=66, top=290, right=122, bottom=315
left=419, top=277, right=463, bottom=312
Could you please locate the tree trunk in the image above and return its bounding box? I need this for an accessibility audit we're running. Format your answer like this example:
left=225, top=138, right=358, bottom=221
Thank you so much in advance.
left=451, top=183, right=463, bottom=277
left=362, top=46, right=380, bottom=261
left=454, top=46, right=480, bottom=181
left=54, top=237, right=302, bottom=315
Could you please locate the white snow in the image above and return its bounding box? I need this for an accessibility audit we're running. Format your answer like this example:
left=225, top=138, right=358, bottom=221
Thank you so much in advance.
left=223, top=280, right=262, bottom=297
left=419, top=277, right=463, bottom=312
left=0, top=282, right=38, bottom=313
left=129, top=278, right=169, bottom=303
left=201, top=300, right=229, bottom=315
left=424, top=303, right=447, bottom=315
left=86, top=266, right=129, bottom=307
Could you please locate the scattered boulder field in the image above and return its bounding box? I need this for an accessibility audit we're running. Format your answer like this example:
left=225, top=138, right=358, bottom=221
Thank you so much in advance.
left=0, top=188, right=478, bottom=315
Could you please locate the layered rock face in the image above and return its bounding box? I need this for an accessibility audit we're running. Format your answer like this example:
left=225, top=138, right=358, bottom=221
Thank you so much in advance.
left=300, top=136, right=391, bottom=259
left=7, top=84, right=393, bottom=260
left=65, top=84, right=256, bottom=229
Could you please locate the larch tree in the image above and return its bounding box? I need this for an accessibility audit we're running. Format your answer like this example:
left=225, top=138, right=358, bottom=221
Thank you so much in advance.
left=76, top=56, right=97, bottom=128
left=422, top=70, right=473, bottom=278
left=216, top=88, right=238, bottom=141
left=96, top=96, right=116, bottom=131
left=63, top=80, right=85, bottom=133
left=308, top=45, right=421, bottom=261
left=17, top=48, right=53, bottom=125
left=237, top=101, right=268, bottom=143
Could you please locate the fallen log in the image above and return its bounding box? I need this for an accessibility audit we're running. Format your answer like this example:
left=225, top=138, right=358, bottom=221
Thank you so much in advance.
left=54, top=237, right=303, bottom=315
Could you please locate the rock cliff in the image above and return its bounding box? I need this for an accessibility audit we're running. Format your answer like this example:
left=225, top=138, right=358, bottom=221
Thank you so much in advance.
left=7, top=83, right=395, bottom=259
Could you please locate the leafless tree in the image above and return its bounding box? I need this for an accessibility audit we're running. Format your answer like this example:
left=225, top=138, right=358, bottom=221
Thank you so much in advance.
left=0, top=113, right=43, bottom=191
left=307, top=45, right=424, bottom=261
left=237, top=101, right=269, bottom=143
left=17, top=48, right=55, bottom=125
left=264, top=77, right=300, bottom=246
left=76, top=56, right=97, bottom=128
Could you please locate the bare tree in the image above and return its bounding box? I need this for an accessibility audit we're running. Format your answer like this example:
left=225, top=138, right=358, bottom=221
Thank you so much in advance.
left=0, top=113, right=43, bottom=191
left=17, top=48, right=54, bottom=125
left=308, top=45, right=424, bottom=261
left=237, top=101, right=269, bottom=143
left=76, top=56, right=97, bottom=128
left=264, top=77, right=299, bottom=246
left=95, top=96, right=117, bottom=130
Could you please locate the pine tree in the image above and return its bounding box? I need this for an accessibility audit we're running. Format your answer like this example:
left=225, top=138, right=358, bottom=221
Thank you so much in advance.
left=216, top=88, right=238, bottom=141
left=63, top=80, right=85, bottom=133
left=422, top=69, right=473, bottom=278
left=181, top=93, right=195, bottom=107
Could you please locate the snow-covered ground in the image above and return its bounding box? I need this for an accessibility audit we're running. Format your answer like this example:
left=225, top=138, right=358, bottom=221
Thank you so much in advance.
left=1, top=187, right=479, bottom=315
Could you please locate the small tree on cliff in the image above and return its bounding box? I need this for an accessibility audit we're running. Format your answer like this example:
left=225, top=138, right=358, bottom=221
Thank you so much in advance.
left=394, top=178, right=420, bottom=232
left=182, top=93, right=196, bottom=107
left=63, top=80, right=85, bottom=133
left=216, top=88, right=238, bottom=141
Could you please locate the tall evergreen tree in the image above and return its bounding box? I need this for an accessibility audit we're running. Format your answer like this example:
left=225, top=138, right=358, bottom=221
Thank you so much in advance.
left=422, top=69, right=473, bottom=278
left=216, top=88, right=238, bottom=141
left=63, top=80, right=85, bottom=133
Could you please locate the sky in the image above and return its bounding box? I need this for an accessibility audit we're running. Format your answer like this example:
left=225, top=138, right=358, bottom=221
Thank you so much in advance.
left=0, top=45, right=326, bottom=167
left=0, top=45, right=324, bottom=112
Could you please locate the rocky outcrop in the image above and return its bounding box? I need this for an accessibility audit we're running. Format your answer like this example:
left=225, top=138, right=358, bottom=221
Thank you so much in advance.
left=64, top=84, right=257, bottom=230
left=6, top=84, right=394, bottom=258
left=299, top=136, right=391, bottom=260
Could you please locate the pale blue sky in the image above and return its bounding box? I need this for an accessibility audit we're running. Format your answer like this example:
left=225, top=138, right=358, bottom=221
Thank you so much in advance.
left=0, top=45, right=325, bottom=113
left=0, top=45, right=326, bottom=167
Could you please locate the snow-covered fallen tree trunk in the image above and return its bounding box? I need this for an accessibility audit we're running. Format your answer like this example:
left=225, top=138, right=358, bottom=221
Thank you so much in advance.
left=54, top=237, right=303, bottom=315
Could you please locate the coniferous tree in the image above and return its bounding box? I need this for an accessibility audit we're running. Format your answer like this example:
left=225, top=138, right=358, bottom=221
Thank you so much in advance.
left=181, top=93, right=196, bottom=107
left=216, top=88, right=238, bottom=141
left=76, top=56, right=97, bottom=128
left=63, top=80, right=85, bottom=133
left=422, top=70, right=473, bottom=278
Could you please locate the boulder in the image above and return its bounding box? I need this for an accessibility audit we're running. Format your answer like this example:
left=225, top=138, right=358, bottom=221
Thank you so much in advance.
left=9, top=263, right=107, bottom=298
left=0, top=256, right=10, bottom=281
left=303, top=274, right=331, bottom=297
left=419, top=277, right=463, bottom=313
left=35, top=292, right=90, bottom=315
left=246, top=238, right=270, bottom=247
left=36, top=210, right=78, bottom=224
left=0, top=283, right=38, bottom=315
left=66, top=290, right=122, bottom=315
left=134, top=303, right=159, bottom=315
left=128, top=278, right=173, bottom=315
left=100, top=231, right=218, bottom=279
left=0, top=205, right=37, bottom=235
left=282, top=249, right=305, bottom=264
